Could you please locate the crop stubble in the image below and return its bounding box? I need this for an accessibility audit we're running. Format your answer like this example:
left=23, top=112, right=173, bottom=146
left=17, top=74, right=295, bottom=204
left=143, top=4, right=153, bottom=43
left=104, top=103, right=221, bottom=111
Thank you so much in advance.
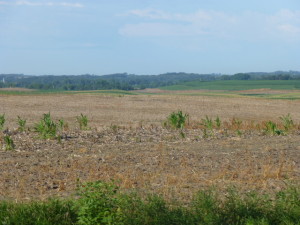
left=0, top=93, right=299, bottom=201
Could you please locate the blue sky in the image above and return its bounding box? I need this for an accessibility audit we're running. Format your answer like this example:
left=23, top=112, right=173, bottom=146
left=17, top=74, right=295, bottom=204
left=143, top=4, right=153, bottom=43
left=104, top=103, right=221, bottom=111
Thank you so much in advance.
left=0, top=0, right=299, bottom=75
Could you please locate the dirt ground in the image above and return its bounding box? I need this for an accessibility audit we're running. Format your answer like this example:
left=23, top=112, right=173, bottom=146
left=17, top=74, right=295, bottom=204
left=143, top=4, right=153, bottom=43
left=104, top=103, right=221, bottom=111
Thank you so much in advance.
left=0, top=93, right=299, bottom=201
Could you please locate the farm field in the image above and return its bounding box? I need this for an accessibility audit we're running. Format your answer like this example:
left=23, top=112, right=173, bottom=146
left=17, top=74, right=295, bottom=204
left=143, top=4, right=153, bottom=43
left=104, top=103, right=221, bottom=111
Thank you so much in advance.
left=160, top=80, right=300, bottom=91
left=1, top=91, right=300, bottom=204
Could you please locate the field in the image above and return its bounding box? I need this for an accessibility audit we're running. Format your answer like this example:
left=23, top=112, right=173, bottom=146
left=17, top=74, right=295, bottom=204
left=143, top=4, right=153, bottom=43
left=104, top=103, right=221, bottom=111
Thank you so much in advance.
left=161, top=80, right=300, bottom=91
left=1, top=90, right=300, bottom=203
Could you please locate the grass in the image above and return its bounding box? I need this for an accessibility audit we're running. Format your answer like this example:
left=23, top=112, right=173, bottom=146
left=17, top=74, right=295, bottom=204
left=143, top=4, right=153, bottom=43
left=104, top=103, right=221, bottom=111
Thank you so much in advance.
left=0, top=89, right=138, bottom=96
left=161, top=80, right=300, bottom=91
left=0, top=181, right=299, bottom=225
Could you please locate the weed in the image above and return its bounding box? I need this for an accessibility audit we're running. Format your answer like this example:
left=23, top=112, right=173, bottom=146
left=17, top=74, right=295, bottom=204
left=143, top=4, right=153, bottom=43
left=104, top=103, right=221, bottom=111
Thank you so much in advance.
left=0, top=114, right=5, bottom=130
left=236, top=130, right=242, bottom=137
left=58, top=119, right=65, bottom=131
left=165, top=111, right=189, bottom=130
left=34, top=113, right=57, bottom=139
left=280, top=113, right=294, bottom=132
left=201, top=115, right=213, bottom=130
left=231, top=118, right=242, bottom=129
left=215, top=116, right=221, bottom=129
left=17, top=116, right=26, bottom=132
left=264, top=121, right=284, bottom=136
left=77, top=113, right=88, bottom=130
left=4, top=135, right=15, bottom=151
left=73, top=180, right=123, bottom=225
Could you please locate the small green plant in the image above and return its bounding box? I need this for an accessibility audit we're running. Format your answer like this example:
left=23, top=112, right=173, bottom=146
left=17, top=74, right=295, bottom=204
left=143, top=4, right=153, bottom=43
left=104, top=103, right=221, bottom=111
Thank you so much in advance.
left=17, top=116, right=26, bottom=132
left=215, top=116, right=221, bottom=129
left=77, top=113, right=88, bottom=130
left=236, top=130, right=242, bottom=137
left=34, top=113, right=57, bottom=139
left=201, top=116, right=213, bottom=130
left=0, top=114, right=5, bottom=130
left=4, top=135, right=15, bottom=151
left=165, top=110, right=189, bottom=130
left=58, top=119, right=65, bottom=130
left=280, top=113, right=294, bottom=132
left=264, top=121, right=284, bottom=136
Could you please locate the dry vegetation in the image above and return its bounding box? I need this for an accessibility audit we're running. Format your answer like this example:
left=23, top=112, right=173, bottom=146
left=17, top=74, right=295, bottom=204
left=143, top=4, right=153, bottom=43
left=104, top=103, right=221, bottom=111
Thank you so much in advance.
left=0, top=93, right=300, bottom=202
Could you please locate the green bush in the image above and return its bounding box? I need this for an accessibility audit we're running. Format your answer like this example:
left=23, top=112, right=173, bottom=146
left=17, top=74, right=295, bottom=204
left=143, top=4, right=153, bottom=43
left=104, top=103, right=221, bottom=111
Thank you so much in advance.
left=73, top=181, right=123, bottom=225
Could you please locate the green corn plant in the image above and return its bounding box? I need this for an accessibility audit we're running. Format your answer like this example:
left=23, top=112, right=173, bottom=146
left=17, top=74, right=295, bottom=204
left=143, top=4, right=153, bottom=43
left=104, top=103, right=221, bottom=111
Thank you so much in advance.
left=77, top=113, right=88, bottom=130
left=4, top=135, right=15, bottom=151
left=201, top=116, right=213, bottom=130
left=34, top=113, right=57, bottom=139
left=215, top=116, right=221, bottom=129
left=264, top=121, right=284, bottom=136
left=0, top=114, right=5, bottom=130
left=280, top=113, right=294, bottom=132
left=17, top=116, right=26, bottom=132
left=165, top=111, right=189, bottom=130
left=58, top=119, right=65, bottom=131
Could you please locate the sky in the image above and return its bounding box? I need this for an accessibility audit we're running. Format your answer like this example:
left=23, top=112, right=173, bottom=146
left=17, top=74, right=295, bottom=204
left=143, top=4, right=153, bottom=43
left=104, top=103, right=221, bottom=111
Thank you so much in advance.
left=0, top=0, right=300, bottom=75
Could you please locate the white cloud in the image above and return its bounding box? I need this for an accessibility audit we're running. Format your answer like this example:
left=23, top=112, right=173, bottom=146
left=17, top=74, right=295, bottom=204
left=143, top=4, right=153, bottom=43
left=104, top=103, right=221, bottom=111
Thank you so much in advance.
left=278, top=24, right=300, bottom=34
left=0, top=1, right=83, bottom=7
left=119, top=22, right=208, bottom=37
left=127, top=9, right=171, bottom=20
left=120, top=8, right=300, bottom=41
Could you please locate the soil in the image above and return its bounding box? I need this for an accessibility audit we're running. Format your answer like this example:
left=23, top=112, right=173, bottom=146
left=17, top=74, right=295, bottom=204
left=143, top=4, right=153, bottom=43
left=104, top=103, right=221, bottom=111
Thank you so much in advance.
left=0, top=93, right=299, bottom=202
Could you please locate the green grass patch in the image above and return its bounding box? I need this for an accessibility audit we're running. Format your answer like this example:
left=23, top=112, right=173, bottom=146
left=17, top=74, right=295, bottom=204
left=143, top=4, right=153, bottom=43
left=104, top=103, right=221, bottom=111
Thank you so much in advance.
left=0, top=89, right=138, bottom=96
left=1, top=182, right=299, bottom=225
left=161, top=80, right=300, bottom=91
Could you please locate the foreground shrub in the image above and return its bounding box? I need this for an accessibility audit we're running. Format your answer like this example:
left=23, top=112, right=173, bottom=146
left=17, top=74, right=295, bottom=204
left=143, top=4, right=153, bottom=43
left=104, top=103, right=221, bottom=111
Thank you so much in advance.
left=73, top=181, right=123, bottom=225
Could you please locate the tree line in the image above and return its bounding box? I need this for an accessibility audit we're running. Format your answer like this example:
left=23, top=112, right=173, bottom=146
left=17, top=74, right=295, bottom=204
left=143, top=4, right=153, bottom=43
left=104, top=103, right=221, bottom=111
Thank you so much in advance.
left=1, top=71, right=300, bottom=91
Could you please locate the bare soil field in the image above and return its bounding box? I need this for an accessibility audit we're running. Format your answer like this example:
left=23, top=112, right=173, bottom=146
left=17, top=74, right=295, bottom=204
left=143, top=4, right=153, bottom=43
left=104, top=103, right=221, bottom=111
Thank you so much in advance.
left=0, top=93, right=299, bottom=202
